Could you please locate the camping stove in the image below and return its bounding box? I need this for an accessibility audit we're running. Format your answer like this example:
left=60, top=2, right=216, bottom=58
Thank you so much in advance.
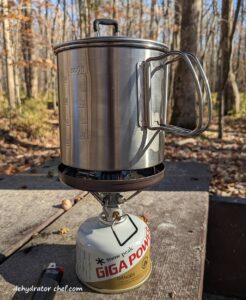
left=58, top=164, right=164, bottom=293
left=54, top=18, right=212, bottom=293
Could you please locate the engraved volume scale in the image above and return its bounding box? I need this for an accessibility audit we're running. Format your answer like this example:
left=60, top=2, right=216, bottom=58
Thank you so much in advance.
left=54, top=19, right=212, bottom=293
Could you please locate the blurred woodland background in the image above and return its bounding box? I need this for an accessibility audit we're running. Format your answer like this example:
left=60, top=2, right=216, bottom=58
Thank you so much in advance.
left=0, top=0, right=245, bottom=197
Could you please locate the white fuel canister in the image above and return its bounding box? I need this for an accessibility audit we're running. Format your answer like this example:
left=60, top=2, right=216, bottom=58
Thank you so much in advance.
left=76, top=214, right=152, bottom=293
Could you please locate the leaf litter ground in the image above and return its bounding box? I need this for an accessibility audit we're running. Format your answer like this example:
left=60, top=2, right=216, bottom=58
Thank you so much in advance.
left=0, top=116, right=245, bottom=198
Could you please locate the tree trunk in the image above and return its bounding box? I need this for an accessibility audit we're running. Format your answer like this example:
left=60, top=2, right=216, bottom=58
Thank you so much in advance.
left=94, top=0, right=101, bottom=19
left=171, top=0, right=201, bottom=129
left=78, top=0, right=83, bottom=38
left=209, top=27, right=216, bottom=92
left=168, top=0, right=181, bottom=119
left=50, top=0, right=61, bottom=107
left=2, top=0, right=16, bottom=108
left=62, top=0, right=66, bottom=41
left=82, top=0, right=91, bottom=37
left=218, top=0, right=240, bottom=116
left=13, top=0, right=23, bottom=105
left=217, top=0, right=241, bottom=138
left=112, top=0, right=117, bottom=19
left=44, top=0, right=50, bottom=94
left=149, top=0, right=157, bottom=40
left=126, top=0, right=132, bottom=36
left=224, top=71, right=240, bottom=113
left=235, top=1, right=244, bottom=82
left=139, top=0, right=144, bottom=38
left=21, top=0, right=38, bottom=98
left=171, top=0, right=181, bottom=50
left=87, top=0, right=91, bottom=37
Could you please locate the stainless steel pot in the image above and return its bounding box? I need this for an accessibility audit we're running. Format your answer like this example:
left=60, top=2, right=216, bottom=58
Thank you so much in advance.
left=54, top=19, right=212, bottom=171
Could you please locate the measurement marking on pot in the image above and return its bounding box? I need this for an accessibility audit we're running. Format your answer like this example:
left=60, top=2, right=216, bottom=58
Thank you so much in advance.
left=80, top=124, right=88, bottom=140
left=65, top=105, right=70, bottom=125
left=79, top=108, right=88, bottom=124
left=71, top=66, right=86, bottom=75
left=65, top=125, right=71, bottom=145
left=78, top=75, right=87, bottom=108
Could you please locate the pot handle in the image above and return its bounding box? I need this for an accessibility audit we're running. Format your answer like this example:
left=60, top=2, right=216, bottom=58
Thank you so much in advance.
left=143, top=50, right=212, bottom=136
left=93, top=19, right=119, bottom=37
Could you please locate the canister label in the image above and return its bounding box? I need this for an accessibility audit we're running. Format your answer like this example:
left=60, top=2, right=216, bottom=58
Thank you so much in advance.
left=89, top=248, right=151, bottom=290
left=76, top=226, right=152, bottom=291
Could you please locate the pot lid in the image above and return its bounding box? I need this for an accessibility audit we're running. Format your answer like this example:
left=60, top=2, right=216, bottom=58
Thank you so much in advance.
left=54, top=19, right=168, bottom=54
left=54, top=37, right=168, bottom=54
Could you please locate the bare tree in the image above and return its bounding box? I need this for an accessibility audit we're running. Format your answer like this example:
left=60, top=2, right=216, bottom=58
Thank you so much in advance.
left=84, top=0, right=92, bottom=37
left=126, top=0, right=132, bottom=35
left=44, top=0, right=50, bottom=94
left=139, top=0, right=144, bottom=38
left=218, top=0, right=241, bottom=138
left=171, top=0, right=202, bottom=129
left=62, top=0, right=66, bottom=41
left=207, top=0, right=219, bottom=92
left=171, top=0, right=181, bottom=50
left=112, top=0, right=117, bottom=19
left=78, top=0, right=83, bottom=37
left=149, top=0, right=157, bottom=39
left=221, top=0, right=240, bottom=114
left=168, top=0, right=181, bottom=114
left=2, top=0, right=16, bottom=107
left=235, top=1, right=244, bottom=81
left=21, top=0, right=38, bottom=98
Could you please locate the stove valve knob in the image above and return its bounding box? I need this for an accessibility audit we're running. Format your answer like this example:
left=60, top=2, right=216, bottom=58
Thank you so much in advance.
left=112, top=211, right=121, bottom=221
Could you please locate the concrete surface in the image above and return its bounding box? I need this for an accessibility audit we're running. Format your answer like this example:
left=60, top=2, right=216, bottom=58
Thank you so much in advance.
left=150, top=161, right=210, bottom=192
left=0, top=158, right=80, bottom=260
left=0, top=161, right=209, bottom=300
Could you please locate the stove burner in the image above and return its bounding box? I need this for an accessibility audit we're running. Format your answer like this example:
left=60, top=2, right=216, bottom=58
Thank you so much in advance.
left=58, top=163, right=165, bottom=192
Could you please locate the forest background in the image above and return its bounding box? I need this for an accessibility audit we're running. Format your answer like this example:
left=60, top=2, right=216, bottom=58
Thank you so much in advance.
left=0, top=0, right=245, bottom=197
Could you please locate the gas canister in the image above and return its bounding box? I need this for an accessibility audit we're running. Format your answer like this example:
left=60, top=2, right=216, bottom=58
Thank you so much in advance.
left=76, top=214, right=151, bottom=293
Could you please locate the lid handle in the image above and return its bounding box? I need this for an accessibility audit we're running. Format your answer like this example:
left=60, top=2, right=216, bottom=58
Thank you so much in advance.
left=93, top=19, right=119, bottom=36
